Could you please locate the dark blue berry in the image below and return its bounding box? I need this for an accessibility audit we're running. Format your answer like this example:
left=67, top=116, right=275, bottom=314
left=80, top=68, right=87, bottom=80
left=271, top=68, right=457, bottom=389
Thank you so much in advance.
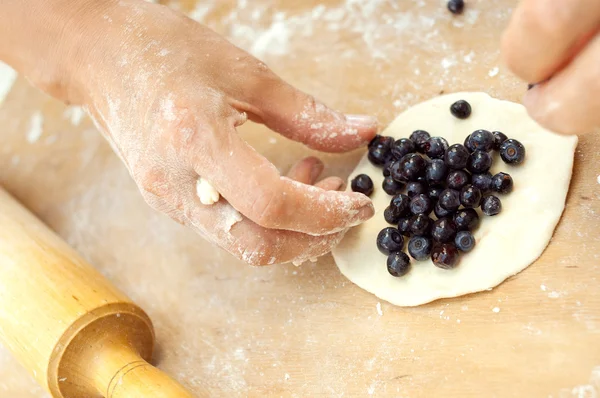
left=391, top=138, right=416, bottom=160
left=382, top=176, right=404, bottom=196
left=390, top=194, right=411, bottom=217
left=439, top=189, right=461, bottom=211
left=447, top=0, right=464, bottom=15
left=387, top=252, right=411, bottom=277
left=455, top=231, right=476, bottom=252
left=434, top=201, right=454, bottom=219
left=460, top=184, right=482, bottom=208
left=376, top=228, right=404, bottom=255
left=426, top=159, right=448, bottom=186
left=472, top=172, right=493, bottom=193
left=410, top=130, right=431, bottom=153
left=424, top=137, right=449, bottom=159
left=406, top=181, right=428, bottom=198
left=410, top=214, right=433, bottom=236
left=428, top=186, right=443, bottom=202
left=446, top=170, right=471, bottom=190
left=368, top=136, right=394, bottom=166
left=450, top=99, right=471, bottom=119
left=467, top=150, right=492, bottom=174
left=384, top=206, right=402, bottom=225
left=368, top=135, right=383, bottom=149
left=351, top=174, right=374, bottom=196
left=492, top=131, right=508, bottom=151
left=397, top=153, right=427, bottom=182
left=410, top=194, right=433, bottom=215
left=388, top=160, right=406, bottom=183
left=500, top=139, right=526, bottom=164
left=408, top=236, right=433, bottom=261
left=431, top=218, right=458, bottom=243
left=453, top=208, right=480, bottom=231
left=382, top=160, right=394, bottom=177
left=398, top=217, right=412, bottom=236
left=445, top=144, right=470, bottom=169
left=464, top=134, right=476, bottom=152
left=491, top=172, right=513, bottom=194
left=432, top=243, right=460, bottom=269
left=468, top=130, right=494, bottom=152
left=481, top=195, right=502, bottom=216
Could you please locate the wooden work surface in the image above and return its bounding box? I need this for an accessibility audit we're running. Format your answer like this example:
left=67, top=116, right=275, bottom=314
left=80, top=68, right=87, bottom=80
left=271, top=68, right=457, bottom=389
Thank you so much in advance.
left=1, top=0, right=599, bottom=396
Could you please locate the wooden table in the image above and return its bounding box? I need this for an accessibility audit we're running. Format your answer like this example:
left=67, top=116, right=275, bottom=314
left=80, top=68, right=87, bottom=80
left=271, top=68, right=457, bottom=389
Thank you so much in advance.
left=1, top=0, right=599, bottom=396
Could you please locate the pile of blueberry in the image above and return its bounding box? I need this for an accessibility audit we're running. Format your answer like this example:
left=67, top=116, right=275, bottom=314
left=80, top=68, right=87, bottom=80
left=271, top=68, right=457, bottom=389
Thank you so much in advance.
left=350, top=99, right=526, bottom=278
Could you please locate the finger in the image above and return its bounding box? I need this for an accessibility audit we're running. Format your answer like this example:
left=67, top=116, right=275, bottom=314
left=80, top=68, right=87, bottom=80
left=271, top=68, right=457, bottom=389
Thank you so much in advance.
left=315, top=176, right=345, bottom=191
left=285, top=156, right=324, bottom=184
left=237, top=74, right=378, bottom=153
left=194, top=123, right=374, bottom=235
left=502, top=0, right=600, bottom=83
left=178, top=188, right=346, bottom=266
left=522, top=34, right=600, bottom=135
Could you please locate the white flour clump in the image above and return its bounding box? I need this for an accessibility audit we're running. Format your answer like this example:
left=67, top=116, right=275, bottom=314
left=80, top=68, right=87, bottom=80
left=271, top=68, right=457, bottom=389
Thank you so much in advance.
left=0, top=62, right=17, bottom=104
left=26, top=111, right=44, bottom=143
left=196, top=177, right=220, bottom=205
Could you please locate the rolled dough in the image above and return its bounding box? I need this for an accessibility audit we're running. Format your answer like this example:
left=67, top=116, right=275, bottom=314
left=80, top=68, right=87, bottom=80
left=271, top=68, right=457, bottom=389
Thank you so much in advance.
left=332, top=92, right=578, bottom=307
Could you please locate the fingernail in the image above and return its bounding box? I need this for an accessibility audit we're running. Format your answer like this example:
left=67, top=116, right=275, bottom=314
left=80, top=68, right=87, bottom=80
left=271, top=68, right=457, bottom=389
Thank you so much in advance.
left=345, top=114, right=378, bottom=128
left=352, top=202, right=374, bottom=225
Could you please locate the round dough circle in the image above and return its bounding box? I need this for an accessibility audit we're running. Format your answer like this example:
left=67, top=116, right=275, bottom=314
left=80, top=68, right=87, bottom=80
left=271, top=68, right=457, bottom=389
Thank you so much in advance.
left=332, top=92, right=577, bottom=307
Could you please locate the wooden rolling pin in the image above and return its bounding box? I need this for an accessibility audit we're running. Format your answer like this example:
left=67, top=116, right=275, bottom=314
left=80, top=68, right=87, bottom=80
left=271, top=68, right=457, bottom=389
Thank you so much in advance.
left=0, top=187, right=204, bottom=398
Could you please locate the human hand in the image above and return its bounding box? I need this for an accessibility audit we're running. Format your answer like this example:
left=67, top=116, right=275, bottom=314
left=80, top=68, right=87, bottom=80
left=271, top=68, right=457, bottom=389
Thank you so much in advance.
left=68, top=1, right=376, bottom=265
left=502, top=0, right=600, bottom=135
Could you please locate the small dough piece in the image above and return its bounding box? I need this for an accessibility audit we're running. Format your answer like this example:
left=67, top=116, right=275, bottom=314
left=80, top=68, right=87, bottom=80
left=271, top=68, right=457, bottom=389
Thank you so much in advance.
left=332, top=92, right=577, bottom=307
left=196, top=177, right=220, bottom=205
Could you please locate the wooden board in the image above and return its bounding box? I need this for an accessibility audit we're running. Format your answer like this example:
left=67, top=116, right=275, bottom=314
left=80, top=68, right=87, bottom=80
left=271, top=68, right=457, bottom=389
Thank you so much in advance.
left=1, top=0, right=599, bottom=396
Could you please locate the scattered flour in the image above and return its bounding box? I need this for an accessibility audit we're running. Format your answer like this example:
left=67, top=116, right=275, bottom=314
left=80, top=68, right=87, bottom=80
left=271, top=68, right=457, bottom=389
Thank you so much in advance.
left=376, top=302, right=383, bottom=316
left=0, top=62, right=17, bottom=104
left=540, top=284, right=547, bottom=291
left=26, top=111, right=44, bottom=143
left=196, top=177, right=220, bottom=205
left=492, top=307, right=500, bottom=313
left=597, top=175, right=600, bottom=185
left=62, top=106, right=86, bottom=126
left=488, top=66, right=499, bottom=77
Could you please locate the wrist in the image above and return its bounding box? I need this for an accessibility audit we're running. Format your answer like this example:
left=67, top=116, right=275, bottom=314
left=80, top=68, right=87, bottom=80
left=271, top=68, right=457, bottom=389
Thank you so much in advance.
left=0, top=0, right=118, bottom=103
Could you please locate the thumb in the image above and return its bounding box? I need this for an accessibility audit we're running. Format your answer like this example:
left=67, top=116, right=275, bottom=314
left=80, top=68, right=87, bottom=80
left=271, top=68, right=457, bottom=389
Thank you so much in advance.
left=248, top=77, right=379, bottom=153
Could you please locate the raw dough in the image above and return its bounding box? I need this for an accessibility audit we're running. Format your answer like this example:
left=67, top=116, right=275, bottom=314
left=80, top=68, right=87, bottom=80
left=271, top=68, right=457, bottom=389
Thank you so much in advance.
left=332, top=92, right=577, bottom=307
left=196, top=177, right=220, bottom=205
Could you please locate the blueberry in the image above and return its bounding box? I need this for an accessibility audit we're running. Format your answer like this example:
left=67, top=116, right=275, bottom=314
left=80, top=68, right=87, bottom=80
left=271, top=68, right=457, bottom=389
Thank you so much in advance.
left=491, top=172, right=513, bottom=194
left=453, top=208, right=480, bottom=231
left=428, top=186, right=443, bottom=202
left=500, top=139, right=526, bottom=164
left=431, top=218, right=458, bottom=243
left=397, top=217, right=412, bottom=236
left=387, top=252, right=411, bottom=277
left=409, top=130, right=431, bottom=153
left=391, top=138, right=416, bottom=160
left=472, top=172, right=493, bottom=193
left=351, top=174, right=374, bottom=196
left=467, top=150, right=492, bottom=174
left=447, top=0, right=465, bottom=15
left=460, top=184, right=482, bottom=208
left=445, top=144, right=470, bottom=169
left=439, top=189, right=461, bottom=211
left=432, top=243, right=460, bottom=269
left=368, top=135, right=383, bottom=149
left=368, top=137, right=394, bottom=166
left=388, top=160, right=406, bottom=183
left=410, top=214, right=433, bottom=236
left=424, top=137, right=449, bottom=159
left=468, top=130, right=494, bottom=152
left=382, top=160, right=394, bottom=177
left=446, top=170, right=471, bottom=190
left=384, top=206, right=402, bottom=225
left=481, top=195, right=502, bottom=216
left=382, top=176, right=405, bottom=195
left=406, top=181, right=429, bottom=198
left=450, top=99, right=471, bottom=119
left=397, top=153, right=427, bottom=182
left=376, top=227, right=404, bottom=255
left=410, top=194, right=433, bottom=215
left=455, top=231, right=476, bottom=252
left=408, top=236, right=433, bottom=261
left=492, top=131, right=508, bottom=151
left=434, top=201, right=454, bottom=219
left=464, top=134, right=476, bottom=152
left=426, top=159, right=448, bottom=186
left=390, top=194, right=411, bottom=217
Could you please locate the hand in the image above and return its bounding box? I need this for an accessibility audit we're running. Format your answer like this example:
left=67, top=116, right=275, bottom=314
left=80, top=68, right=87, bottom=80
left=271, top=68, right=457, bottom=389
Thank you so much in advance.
left=502, top=0, right=600, bottom=135
left=65, top=1, right=376, bottom=265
